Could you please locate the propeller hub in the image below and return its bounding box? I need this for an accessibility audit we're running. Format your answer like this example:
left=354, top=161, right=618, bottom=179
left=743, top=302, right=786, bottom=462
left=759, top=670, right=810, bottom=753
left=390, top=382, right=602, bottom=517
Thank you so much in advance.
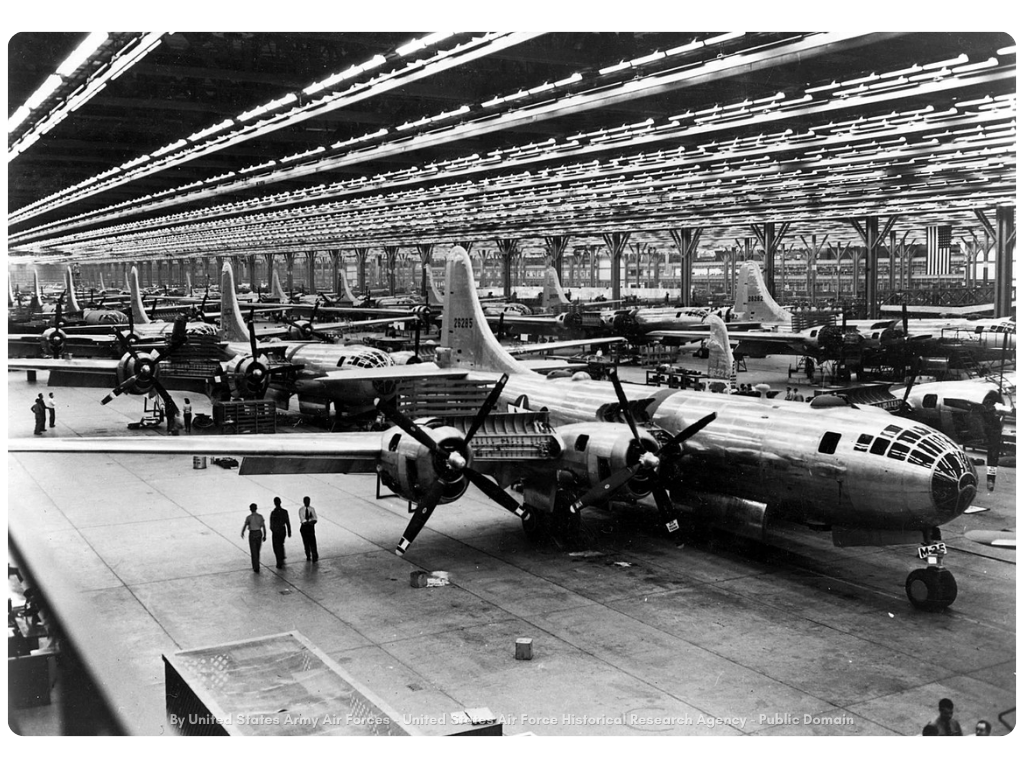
left=446, top=452, right=467, bottom=473
left=640, top=452, right=661, bottom=471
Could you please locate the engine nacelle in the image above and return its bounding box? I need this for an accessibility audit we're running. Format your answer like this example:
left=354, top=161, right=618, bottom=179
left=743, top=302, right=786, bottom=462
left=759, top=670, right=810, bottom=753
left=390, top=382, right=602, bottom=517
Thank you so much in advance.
left=41, top=328, right=67, bottom=357
left=553, top=422, right=661, bottom=501
left=222, top=354, right=271, bottom=399
left=115, top=350, right=161, bottom=396
left=672, top=490, right=769, bottom=542
left=377, top=422, right=470, bottom=506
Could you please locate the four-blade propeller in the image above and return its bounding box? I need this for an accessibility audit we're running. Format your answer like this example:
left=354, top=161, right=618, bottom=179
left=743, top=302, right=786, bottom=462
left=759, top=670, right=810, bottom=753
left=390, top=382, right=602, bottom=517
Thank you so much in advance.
left=569, top=369, right=716, bottom=541
left=374, top=373, right=526, bottom=555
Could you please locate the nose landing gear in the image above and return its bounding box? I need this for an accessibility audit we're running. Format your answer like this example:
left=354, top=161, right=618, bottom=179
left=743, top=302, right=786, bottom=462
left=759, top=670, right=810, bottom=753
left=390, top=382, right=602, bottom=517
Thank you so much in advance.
left=905, top=536, right=958, bottom=611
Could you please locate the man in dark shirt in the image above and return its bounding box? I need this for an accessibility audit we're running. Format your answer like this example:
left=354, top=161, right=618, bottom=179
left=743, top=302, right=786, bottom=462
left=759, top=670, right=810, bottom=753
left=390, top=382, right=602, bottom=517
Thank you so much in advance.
left=929, top=698, right=963, bottom=736
left=269, top=497, right=292, bottom=569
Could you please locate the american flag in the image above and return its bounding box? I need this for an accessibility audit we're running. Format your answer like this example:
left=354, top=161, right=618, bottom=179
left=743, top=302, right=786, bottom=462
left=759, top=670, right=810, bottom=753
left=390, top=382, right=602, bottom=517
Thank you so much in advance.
left=926, top=225, right=952, bottom=276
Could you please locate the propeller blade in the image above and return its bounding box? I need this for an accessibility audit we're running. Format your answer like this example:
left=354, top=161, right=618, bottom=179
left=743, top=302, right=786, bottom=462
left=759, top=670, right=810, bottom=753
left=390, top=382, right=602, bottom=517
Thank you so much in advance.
left=465, top=467, right=524, bottom=517
left=570, top=463, right=641, bottom=513
left=113, top=328, right=139, bottom=360
left=608, top=369, right=642, bottom=444
left=374, top=397, right=442, bottom=456
left=464, top=374, right=509, bottom=444
left=657, top=412, right=717, bottom=454
left=651, top=486, right=683, bottom=540
left=395, top=483, right=446, bottom=555
left=247, top=321, right=259, bottom=359
left=151, top=379, right=179, bottom=425
left=101, top=374, right=140, bottom=405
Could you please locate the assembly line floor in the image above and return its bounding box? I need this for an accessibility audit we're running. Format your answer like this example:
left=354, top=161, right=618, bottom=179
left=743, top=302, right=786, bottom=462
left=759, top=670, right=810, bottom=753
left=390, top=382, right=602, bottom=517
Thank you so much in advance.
left=6, top=354, right=1017, bottom=738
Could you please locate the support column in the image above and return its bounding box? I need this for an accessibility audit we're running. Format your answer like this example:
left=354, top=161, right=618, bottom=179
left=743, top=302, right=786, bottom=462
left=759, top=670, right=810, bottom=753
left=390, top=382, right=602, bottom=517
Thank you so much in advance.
left=284, top=254, right=295, bottom=296
left=494, top=238, right=518, bottom=298
left=302, top=250, right=315, bottom=295
left=799, top=234, right=830, bottom=308
left=354, top=248, right=369, bottom=295
left=849, top=215, right=897, bottom=319
left=601, top=232, right=631, bottom=302
left=328, top=249, right=342, bottom=297
left=994, top=204, right=1015, bottom=318
left=669, top=227, right=702, bottom=306
left=382, top=246, right=400, bottom=295
left=416, top=244, right=434, bottom=301
left=750, top=222, right=791, bottom=299
left=245, top=254, right=257, bottom=291
left=543, top=235, right=571, bottom=284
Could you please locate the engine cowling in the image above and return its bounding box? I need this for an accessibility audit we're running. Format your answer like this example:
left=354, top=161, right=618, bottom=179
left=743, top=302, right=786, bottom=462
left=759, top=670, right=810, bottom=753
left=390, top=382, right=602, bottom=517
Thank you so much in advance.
left=41, top=328, right=67, bottom=357
left=115, top=350, right=162, bottom=396
left=671, top=490, right=769, bottom=542
left=222, top=354, right=271, bottom=399
left=553, top=422, right=662, bottom=501
left=377, top=421, right=470, bottom=506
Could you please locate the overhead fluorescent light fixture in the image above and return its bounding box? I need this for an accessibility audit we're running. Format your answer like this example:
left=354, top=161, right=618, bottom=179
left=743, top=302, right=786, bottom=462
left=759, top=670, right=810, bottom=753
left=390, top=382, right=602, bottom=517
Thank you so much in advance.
left=56, top=32, right=109, bottom=76
left=396, top=32, right=454, bottom=57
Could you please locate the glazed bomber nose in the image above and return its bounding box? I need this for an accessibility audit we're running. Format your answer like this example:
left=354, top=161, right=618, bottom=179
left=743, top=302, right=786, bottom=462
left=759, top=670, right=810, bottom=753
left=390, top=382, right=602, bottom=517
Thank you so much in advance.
left=931, top=450, right=978, bottom=520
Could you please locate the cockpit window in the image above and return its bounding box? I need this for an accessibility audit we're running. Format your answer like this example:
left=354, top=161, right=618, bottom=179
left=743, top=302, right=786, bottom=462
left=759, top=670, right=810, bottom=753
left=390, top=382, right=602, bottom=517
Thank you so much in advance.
left=388, top=434, right=401, bottom=452
left=818, top=432, right=841, bottom=454
left=854, top=433, right=873, bottom=452
left=923, top=394, right=938, bottom=408
left=336, top=356, right=346, bottom=367
left=869, top=437, right=890, bottom=456
left=888, top=442, right=911, bottom=461
left=574, top=435, right=589, bottom=451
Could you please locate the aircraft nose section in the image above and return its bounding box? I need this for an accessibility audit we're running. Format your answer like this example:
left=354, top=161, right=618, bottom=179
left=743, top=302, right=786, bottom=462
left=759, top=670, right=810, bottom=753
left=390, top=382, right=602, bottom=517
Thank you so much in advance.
left=931, top=449, right=978, bottom=522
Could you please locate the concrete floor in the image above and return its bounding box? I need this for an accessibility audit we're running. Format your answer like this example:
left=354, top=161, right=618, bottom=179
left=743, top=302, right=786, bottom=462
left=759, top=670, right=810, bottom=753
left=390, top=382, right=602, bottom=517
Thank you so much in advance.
left=6, top=353, right=1016, bottom=739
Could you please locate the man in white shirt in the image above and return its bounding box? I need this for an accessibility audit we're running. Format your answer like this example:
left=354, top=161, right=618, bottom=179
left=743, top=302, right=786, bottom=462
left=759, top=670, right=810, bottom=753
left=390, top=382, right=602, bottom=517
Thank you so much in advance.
left=46, top=392, right=57, bottom=428
left=298, top=496, right=319, bottom=562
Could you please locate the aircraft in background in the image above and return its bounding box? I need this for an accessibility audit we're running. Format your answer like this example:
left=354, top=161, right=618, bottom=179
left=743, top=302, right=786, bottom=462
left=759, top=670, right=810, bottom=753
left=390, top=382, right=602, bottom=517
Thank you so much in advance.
left=12, top=247, right=982, bottom=612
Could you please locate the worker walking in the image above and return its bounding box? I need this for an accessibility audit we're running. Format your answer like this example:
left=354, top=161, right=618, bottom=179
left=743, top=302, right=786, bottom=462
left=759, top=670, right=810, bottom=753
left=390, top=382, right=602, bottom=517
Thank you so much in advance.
left=183, top=398, right=193, bottom=434
left=269, top=497, right=291, bottom=569
left=240, top=504, right=266, bottom=573
left=298, top=496, right=319, bottom=562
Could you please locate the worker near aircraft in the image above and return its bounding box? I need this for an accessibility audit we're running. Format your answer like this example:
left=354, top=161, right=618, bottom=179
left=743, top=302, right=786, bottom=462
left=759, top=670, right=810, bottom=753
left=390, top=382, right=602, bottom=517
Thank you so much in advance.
left=46, top=392, right=57, bottom=429
left=298, top=496, right=319, bottom=562
left=269, top=497, right=292, bottom=569
left=183, top=398, right=193, bottom=434
left=31, top=394, right=46, bottom=435
left=241, top=504, right=266, bottom=574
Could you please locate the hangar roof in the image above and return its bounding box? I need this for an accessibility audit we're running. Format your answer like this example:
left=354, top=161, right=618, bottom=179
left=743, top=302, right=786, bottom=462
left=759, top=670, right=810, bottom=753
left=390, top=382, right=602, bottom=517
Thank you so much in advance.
left=7, top=31, right=1017, bottom=263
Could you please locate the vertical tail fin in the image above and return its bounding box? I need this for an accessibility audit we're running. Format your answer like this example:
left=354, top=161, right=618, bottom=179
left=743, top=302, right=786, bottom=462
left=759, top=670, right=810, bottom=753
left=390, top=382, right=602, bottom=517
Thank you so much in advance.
left=705, top=314, right=736, bottom=393
left=270, top=267, right=288, bottom=301
left=129, top=267, right=152, bottom=324
left=426, top=263, right=444, bottom=306
left=185, top=271, right=193, bottom=296
left=732, top=261, right=793, bottom=328
left=439, top=247, right=533, bottom=375
left=219, top=262, right=250, bottom=343
left=31, top=270, right=43, bottom=310
left=8, top=273, right=14, bottom=307
left=338, top=269, right=360, bottom=304
left=65, top=267, right=82, bottom=314
left=540, top=266, right=570, bottom=310
left=99, top=273, right=107, bottom=293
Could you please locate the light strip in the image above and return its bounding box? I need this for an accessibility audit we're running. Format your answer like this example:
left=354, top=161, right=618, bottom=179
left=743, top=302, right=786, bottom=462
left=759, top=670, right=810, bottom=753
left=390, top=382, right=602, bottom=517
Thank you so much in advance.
left=55, top=32, right=109, bottom=76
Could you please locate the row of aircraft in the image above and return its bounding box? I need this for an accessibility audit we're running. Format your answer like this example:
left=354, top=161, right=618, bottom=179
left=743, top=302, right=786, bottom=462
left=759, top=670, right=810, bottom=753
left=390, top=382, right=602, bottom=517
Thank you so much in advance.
left=10, top=248, right=994, bottom=612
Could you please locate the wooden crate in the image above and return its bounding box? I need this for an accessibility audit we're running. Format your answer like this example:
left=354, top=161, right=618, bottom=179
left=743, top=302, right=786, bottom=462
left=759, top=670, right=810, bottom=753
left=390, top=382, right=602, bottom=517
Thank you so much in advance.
left=213, top=400, right=277, bottom=434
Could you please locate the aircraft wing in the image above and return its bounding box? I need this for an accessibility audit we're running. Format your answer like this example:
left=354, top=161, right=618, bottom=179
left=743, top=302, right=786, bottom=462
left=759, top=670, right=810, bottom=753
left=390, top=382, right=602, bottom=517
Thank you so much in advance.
left=518, top=360, right=590, bottom=372
left=8, top=357, right=120, bottom=372
left=7, top=434, right=384, bottom=476
left=650, top=329, right=813, bottom=357
left=964, top=529, right=1016, bottom=549
left=312, top=363, right=470, bottom=383
left=505, top=336, right=626, bottom=356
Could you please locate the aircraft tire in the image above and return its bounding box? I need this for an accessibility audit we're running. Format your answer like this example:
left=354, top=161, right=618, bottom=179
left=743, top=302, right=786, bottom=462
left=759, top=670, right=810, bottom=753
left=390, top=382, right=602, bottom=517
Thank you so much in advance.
left=521, top=507, right=545, bottom=542
left=905, top=568, right=958, bottom=611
